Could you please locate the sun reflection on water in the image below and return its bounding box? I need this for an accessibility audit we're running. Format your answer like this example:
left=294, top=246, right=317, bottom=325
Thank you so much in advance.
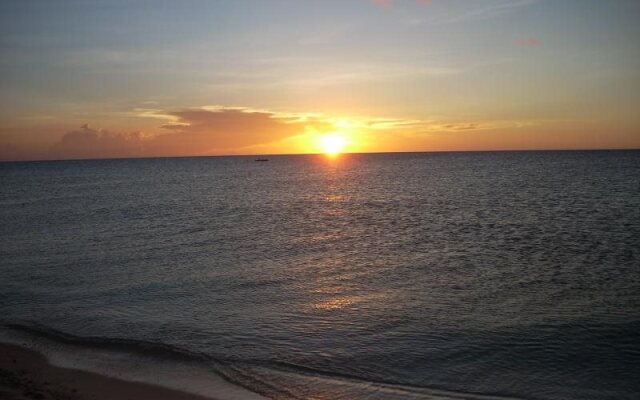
left=311, top=297, right=356, bottom=311
left=324, top=194, right=344, bottom=202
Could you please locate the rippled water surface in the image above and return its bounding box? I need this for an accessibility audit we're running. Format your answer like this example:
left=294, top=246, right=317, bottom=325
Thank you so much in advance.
left=1, top=151, right=639, bottom=399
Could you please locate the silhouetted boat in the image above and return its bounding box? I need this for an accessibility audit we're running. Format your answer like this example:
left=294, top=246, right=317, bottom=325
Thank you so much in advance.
left=255, top=158, right=269, bottom=162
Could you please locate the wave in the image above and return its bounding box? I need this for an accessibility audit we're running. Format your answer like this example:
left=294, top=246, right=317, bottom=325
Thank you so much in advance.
left=0, top=321, right=268, bottom=400
left=4, top=321, right=209, bottom=362
left=0, top=320, right=527, bottom=400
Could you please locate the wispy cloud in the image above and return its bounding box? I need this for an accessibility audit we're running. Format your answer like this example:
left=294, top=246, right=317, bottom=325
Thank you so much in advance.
left=366, top=0, right=536, bottom=29
left=274, top=62, right=460, bottom=89
left=432, top=0, right=537, bottom=24
left=419, top=120, right=533, bottom=133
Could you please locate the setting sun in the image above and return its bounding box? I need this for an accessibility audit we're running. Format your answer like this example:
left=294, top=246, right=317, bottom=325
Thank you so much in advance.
left=319, top=134, right=347, bottom=156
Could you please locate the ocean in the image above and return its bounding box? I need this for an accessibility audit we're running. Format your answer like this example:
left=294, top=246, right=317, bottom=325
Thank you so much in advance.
left=1, top=151, right=639, bottom=399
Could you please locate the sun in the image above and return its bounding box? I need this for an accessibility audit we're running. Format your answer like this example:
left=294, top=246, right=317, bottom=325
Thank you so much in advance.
left=319, top=134, right=347, bottom=156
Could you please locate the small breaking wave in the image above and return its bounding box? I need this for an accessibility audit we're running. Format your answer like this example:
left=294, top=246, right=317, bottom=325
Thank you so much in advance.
left=0, top=321, right=525, bottom=400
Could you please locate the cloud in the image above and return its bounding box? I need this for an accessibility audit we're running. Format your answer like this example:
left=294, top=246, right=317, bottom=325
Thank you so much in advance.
left=150, top=107, right=310, bottom=155
left=50, top=125, right=144, bottom=160
left=417, top=0, right=432, bottom=5
left=35, top=106, right=536, bottom=161
left=44, top=106, right=433, bottom=159
left=518, top=37, right=542, bottom=47
left=47, top=108, right=313, bottom=159
left=418, top=120, right=534, bottom=133
left=434, top=0, right=537, bottom=24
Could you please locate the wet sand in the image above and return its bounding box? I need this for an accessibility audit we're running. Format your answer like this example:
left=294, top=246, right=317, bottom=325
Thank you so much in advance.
left=0, top=342, right=219, bottom=400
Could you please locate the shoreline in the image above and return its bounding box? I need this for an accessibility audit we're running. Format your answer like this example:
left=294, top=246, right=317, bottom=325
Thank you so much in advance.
left=0, top=342, right=221, bottom=400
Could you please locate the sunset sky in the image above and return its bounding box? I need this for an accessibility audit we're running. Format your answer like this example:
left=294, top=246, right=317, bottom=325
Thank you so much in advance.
left=1, top=0, right=639, bottom=161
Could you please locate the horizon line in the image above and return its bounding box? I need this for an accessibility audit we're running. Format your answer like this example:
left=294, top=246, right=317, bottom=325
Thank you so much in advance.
left=2, top=147, right=639, bottom=164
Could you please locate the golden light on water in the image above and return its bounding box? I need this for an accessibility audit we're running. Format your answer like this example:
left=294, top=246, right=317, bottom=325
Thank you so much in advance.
left=312, top=297, right=355, bottom=311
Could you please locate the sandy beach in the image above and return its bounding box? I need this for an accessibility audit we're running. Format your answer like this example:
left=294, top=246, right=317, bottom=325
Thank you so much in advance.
left=0, top=343, right=218, bottom=400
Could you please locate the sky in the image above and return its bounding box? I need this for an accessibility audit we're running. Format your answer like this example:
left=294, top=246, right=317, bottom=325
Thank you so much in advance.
left=0, top=0, right=639, bottom=160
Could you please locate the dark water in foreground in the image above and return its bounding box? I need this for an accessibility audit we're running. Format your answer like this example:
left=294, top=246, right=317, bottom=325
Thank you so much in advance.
left=1, top=151, right=639, bottom=400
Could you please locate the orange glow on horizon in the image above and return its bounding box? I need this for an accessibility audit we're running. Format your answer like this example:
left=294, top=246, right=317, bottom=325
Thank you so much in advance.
left=318, top=134, right=348, bottom=156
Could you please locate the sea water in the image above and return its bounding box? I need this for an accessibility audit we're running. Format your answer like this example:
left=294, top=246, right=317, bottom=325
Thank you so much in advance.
left=1, top=151, right=639, bottom=399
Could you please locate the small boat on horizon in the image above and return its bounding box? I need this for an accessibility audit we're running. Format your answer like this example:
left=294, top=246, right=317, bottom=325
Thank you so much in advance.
left=254, top=158, right=269, bottom=162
